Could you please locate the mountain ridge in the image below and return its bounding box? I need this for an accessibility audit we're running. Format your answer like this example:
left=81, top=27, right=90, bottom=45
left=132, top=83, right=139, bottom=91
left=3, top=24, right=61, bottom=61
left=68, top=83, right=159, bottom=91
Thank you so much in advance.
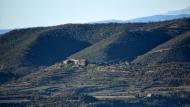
left=0, top=18, right=190, bottom=85
left=90, top=6, right=190, bottom=23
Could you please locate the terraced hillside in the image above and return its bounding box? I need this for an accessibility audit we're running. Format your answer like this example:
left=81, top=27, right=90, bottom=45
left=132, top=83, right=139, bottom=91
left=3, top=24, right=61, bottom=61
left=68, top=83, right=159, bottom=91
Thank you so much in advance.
left=0, top=62, right=190, bottom=107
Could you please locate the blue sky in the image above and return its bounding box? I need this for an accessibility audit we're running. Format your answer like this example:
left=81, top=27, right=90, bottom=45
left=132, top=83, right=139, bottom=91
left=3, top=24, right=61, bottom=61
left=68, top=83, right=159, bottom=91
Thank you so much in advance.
left=0, top=0, right=190, bottom=29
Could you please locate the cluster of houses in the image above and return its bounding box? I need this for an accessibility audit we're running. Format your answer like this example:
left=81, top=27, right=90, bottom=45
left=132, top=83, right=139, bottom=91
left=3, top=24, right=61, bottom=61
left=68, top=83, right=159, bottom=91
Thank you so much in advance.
left=45, top=58, right=88, bottom=70
left=63, top=58, right=87, bottom=66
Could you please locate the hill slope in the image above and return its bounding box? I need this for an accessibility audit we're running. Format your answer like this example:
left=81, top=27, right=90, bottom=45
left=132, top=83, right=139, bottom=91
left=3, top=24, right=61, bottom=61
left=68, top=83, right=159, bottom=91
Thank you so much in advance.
left=0, top=23, right=143, bottom=84
left=1, top=19, right=190, bottom=107
left=70, top=30, right=172, bottom=63
left=133, top=31, right=190, bottom=65
left=70, top=18, right=190, bottom=63
left=0, top=24, right=141, bottom=70
left=0, top=18, right=190, bottom=84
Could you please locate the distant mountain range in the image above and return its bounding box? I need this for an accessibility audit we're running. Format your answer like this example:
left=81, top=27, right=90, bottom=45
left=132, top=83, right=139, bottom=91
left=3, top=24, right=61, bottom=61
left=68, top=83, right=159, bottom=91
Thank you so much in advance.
left=0, top=29, right=11, bottom=35
left=91, top=6, right=190, bottom=23
left=127, top=14, right=190, bottom=22
left=166, top=6, right=190, bottom=15
left=90, top=19, right=125, bottom=24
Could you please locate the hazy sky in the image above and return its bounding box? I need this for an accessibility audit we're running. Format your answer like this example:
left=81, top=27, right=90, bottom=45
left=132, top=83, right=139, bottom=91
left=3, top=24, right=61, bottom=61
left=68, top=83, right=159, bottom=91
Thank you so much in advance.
left=0, top=0, right=190, bottom=29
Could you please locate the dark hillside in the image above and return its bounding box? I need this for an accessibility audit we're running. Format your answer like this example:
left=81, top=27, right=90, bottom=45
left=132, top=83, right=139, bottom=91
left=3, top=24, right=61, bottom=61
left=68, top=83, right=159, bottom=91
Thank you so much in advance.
left=70, top=30, right=173, bottom=63
left=0, top=18, right=190, bottom=84
left=70, top=18, right=190, bottom=63
left=0, top=23, right=142, bottom=84
left=0, top=28, right=45, bottom=70
left=133, top=31, right=190, bottom=65
left=25, top=33, right=91, bottom=66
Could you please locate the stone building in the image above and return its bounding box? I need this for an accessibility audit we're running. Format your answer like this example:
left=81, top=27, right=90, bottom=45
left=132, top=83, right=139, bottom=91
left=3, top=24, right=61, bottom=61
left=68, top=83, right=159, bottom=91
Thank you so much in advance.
left=63, top=58, right=87, bottom=66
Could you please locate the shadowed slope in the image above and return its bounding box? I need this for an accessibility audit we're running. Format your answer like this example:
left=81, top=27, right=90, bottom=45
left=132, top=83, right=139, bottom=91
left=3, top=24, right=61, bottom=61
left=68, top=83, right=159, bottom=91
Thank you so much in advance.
left=25, top=32, right=91, bottom=66
left=70, top=31, right=173, bottom=63
left=133, top=31, right=190, bottom=65
left=0, top=18, right=190, bottom=84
